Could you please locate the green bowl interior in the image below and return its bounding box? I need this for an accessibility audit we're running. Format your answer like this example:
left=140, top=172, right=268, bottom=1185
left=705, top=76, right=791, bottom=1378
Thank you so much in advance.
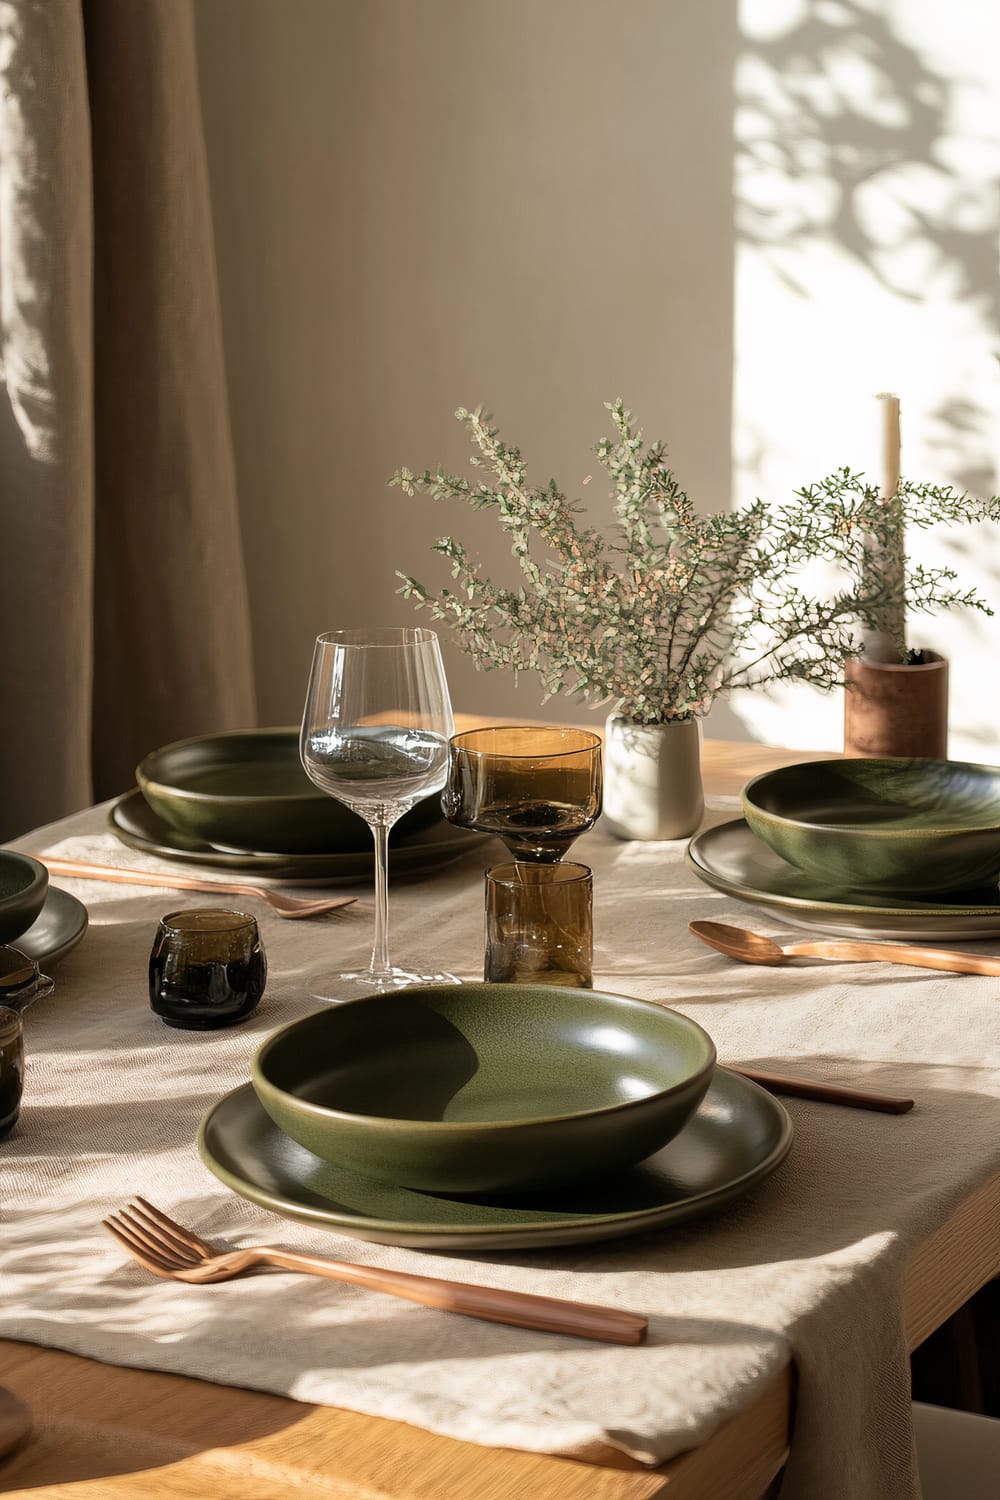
left=255, top=984, right=716, bottom=1126
left=744, top=758, right=1000, bottom=834
left=0, top=858, right=39, bottom=903
left=0, top=853, right=48, bottom=942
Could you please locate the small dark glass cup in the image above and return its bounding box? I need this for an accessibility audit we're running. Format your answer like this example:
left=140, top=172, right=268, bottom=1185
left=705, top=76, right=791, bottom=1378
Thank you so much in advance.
left=149, top=909, right=266, bottom=1030
left=484, top=861, right=593, bottom=988
left=0, top=1006, right=24, bottom=1139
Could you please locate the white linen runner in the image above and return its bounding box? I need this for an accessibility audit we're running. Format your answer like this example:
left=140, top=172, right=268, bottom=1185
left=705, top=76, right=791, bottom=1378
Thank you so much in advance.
left=4, top=798, right=1000, bottom=1500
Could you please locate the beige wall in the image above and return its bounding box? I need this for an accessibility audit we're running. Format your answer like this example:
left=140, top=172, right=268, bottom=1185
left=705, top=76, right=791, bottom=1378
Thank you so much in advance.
left=194, top=0, right=741, bottom=735
left=733, top=0, right=1000, bottom=763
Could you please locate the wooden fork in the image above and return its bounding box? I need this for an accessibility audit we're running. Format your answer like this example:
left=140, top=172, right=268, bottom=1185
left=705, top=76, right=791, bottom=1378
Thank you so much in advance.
left=103, top=1198, right=648, bottom=1345
left=38, top=857, right=358, bottom=920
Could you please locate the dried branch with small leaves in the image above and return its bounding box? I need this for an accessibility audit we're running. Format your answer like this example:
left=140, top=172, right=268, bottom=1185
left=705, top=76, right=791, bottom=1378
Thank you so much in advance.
left=391, top=402, right=999, bottom=725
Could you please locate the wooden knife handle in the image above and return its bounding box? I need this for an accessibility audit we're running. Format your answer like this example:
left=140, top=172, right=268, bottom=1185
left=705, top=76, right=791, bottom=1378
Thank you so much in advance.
left=729, top=1066, right=914, bottom=1114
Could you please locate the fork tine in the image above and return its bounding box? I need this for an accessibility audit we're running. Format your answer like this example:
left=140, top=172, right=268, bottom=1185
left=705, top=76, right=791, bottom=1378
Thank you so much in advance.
left=133, top=1197, right=216, bottom=1258
left=115, top=1205, right=202, bottom=1265
left=103, top=1217, right=179, bottom=1278
left=112, top=1208, right=199, bottom=1266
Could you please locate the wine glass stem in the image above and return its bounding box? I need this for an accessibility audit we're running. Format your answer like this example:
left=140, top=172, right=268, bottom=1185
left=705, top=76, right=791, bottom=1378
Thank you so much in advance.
left=369, top=820, right=392, bottom=977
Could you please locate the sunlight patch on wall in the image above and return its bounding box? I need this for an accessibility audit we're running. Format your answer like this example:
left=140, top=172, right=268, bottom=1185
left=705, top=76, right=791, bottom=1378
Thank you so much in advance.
left=732, top=0, right=1000, bottom=758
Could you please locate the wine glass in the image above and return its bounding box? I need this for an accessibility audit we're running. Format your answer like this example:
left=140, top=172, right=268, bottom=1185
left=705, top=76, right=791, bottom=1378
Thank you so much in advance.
left=300, top=627, right=455, bottom=1000
left=443, top=726, right=603, bottom=862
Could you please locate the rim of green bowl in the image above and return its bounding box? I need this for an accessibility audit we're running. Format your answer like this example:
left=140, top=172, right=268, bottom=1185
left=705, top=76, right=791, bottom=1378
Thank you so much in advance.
left=136, top=726, right=333, bottom=808
left=252, top=985, right=717, bottom=1133
left=742, top=757, right=1000, bottom=840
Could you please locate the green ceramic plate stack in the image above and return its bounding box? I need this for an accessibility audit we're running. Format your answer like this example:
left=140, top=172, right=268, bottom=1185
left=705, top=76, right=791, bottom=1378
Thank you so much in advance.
left=687, top=756, right=1000, bottom=941
left=0, top=852, right=88, bottom=972
left=111, top=727, right=490, bottom=880
left=199, top=983, right=793, bottom=1249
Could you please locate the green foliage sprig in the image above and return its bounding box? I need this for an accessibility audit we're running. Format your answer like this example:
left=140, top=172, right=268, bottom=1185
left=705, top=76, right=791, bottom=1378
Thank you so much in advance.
left=391, top=402, right=998, bottom=725
left=789, top=468, right=1000, bottom=651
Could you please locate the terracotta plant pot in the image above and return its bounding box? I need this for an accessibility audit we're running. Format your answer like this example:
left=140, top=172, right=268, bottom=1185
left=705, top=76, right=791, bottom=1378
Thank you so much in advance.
left=843, top=652, right=949, bottom=759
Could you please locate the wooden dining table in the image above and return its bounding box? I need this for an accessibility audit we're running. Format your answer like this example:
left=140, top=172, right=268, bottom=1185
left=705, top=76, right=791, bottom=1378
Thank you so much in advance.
left=1, top=735, right=999, bottom=1500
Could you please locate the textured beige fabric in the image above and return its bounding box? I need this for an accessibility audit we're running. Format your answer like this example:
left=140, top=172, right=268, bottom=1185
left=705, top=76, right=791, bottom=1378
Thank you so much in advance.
left=5, top=798, right=1000, bottom=1499
left=0, top=0, right=94, bottom=833
left=0, top=0, right=255, bottom=838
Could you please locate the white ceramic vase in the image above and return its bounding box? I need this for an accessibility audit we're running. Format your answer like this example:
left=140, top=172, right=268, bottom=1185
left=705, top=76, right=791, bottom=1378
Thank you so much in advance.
left=602, top=715, right=705, bottom=841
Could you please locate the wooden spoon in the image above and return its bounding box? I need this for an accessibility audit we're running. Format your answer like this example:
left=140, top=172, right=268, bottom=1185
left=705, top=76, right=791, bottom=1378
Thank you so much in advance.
left=689, top=919, right=1000, bottom=976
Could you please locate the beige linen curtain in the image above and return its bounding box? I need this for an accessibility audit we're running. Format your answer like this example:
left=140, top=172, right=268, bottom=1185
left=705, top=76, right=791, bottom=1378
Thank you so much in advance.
left=0, top=0, right=255, bottom=841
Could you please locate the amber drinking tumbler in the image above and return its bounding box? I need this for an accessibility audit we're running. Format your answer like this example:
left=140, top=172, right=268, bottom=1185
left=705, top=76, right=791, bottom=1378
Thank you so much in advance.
left=484, top=861, right=593, bottom=988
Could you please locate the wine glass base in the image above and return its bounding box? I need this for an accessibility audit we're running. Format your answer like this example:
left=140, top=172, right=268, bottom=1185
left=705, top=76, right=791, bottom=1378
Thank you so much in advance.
left=305, top=965, right=461, bottom=1004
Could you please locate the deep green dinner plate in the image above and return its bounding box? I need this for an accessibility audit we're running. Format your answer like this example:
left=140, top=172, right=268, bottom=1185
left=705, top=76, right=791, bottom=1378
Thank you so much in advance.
left=15, top=888, right=88, bottom=969
left=687, top=818, right=1000, bottom=940
left=197, top=1073, right=792, bottom=1250
left=110, top=788, right=494, bottom=881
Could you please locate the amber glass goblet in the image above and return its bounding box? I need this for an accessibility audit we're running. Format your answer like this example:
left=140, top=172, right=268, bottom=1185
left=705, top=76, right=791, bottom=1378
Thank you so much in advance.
left=443, top=726, right=602, bottom=862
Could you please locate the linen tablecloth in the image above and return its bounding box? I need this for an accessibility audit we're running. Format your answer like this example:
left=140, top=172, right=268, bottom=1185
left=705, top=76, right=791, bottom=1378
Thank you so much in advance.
left=4, top=797, right=1000, bottom=1500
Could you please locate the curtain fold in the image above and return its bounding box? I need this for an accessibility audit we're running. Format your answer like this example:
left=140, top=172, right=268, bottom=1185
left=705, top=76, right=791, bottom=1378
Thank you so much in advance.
left=0, top=0, right=256, bottom=839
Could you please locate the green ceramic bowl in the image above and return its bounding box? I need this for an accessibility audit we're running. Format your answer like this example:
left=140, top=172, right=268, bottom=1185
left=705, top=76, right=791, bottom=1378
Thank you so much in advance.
left=0, top=853, right=48, bottom=944
left=742, top=757, right=1000, bottom=895
left=136, top=728, right=442, bottom=854
left=252, top=983, right=717, bottom=1194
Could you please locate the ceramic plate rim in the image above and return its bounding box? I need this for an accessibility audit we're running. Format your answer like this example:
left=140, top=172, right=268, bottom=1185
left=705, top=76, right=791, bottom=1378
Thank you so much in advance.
left=687, top=819, right=1000, bottom=918
left=14, top=886, right=89, bottom=968
left=197, top=1074, right=793, bottom=1241
left=109, top=787, right=493, bottom=877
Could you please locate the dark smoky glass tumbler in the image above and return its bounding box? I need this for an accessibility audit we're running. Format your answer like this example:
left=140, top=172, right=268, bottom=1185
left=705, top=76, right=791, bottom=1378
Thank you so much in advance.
left=149, top=909, right=267, bottom=1030
left=0, top=1006, right=24, bottom=1138
left=484, top=862, right=593, bottom=988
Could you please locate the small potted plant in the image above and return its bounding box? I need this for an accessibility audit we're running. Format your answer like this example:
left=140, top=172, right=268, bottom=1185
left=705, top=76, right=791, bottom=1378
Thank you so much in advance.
left=392, top=402, right=998, bottom=840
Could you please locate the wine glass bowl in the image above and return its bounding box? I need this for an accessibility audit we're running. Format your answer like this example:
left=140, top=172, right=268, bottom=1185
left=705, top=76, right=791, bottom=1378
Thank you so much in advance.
left=299, top=627, right=455, bottom=999
left=443, top=726, right=602, bottom=861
